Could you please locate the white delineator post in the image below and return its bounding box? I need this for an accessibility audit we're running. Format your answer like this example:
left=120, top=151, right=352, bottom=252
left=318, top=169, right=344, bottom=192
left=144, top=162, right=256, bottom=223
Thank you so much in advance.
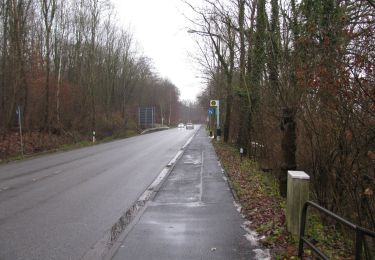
left=16, top=106, right=24, bottom=157
left=287, top=171, right=310, bottom=237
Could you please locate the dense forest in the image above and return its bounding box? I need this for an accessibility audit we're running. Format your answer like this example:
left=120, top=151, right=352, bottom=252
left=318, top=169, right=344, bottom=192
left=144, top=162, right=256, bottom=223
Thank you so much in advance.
left=187, top=0, right=375, bottom=238
left=0, top=0, right=206, bottom=158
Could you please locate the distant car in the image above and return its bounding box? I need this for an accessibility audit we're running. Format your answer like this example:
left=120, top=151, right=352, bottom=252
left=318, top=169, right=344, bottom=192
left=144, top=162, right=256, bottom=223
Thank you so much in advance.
left=186, top=123, right=194, bottom=130
left=178, top=123, right=185, bottom=128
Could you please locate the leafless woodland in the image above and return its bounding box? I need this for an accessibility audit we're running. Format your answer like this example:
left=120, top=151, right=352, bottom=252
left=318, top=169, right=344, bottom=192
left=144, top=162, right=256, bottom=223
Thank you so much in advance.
left=187, top=0, right=375, bottom=246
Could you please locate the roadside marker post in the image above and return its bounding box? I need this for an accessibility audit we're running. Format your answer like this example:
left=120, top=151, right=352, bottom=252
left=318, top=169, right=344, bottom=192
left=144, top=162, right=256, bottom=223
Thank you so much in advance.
left=16, top=106, right=24, bottom=157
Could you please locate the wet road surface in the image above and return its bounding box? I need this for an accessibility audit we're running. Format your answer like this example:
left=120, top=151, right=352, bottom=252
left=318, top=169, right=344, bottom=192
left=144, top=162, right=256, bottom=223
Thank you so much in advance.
left=0, top=128, right=196, bottom=260
left=112, top=127, right=269, bottom=260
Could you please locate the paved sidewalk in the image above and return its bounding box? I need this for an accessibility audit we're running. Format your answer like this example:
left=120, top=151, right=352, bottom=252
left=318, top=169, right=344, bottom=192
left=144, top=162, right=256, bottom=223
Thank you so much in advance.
left=112, top=127, right=269, bottom=260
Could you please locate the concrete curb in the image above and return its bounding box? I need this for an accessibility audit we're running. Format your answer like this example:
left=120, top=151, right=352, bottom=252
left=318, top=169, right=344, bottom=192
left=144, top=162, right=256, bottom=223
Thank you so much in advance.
left=140, top=127, right=169, bottom=135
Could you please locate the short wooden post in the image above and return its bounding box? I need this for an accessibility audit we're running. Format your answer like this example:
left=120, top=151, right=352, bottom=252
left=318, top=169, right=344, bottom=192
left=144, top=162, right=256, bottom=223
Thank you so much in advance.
left=287, top=171, right=310, bottom=237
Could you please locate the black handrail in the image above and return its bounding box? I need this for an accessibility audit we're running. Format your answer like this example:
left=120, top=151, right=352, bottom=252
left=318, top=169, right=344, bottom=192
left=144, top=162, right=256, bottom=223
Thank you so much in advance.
left=298, top=200, right=375, bottom=259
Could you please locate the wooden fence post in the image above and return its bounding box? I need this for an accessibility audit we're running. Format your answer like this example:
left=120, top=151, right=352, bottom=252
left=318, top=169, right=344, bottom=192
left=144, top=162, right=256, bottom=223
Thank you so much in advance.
left=287, top=171, right=310, bottom=237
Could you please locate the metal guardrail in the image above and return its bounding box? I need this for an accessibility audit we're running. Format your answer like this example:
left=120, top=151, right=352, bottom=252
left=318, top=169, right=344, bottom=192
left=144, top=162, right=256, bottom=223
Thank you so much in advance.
left=298, top=201, right=375, bottom=260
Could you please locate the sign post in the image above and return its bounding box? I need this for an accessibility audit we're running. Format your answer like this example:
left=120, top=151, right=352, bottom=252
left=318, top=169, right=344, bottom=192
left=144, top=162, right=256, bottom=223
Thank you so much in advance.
left=210, top=100, right=220, bottom=141
left=208, top=108, right=215, bottom=137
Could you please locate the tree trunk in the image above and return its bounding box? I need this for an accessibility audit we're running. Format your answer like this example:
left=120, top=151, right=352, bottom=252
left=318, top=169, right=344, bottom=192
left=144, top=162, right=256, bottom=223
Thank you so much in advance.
left=42, top=0, right=57, bottom=132
left=1, top=0, right=9, bottom=127
left=223, top=73, right=233, bottom=143
left=223, top=94, right=232, bottom=143
left=56, top=51, right=62, bottom=126
left=44, top=37, right=50, bottom=131
left=280, top=107, right=297, bottom=197
left=236, top=0, right=248, bottom=151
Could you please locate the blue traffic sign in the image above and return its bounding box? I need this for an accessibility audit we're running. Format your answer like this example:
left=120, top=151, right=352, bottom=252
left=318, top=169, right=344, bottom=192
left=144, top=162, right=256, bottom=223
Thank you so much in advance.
left=208, top=108, right=215, bottom=115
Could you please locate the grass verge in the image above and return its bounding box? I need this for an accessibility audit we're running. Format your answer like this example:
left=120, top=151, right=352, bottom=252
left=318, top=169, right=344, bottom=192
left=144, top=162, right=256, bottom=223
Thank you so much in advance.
left=213, top=141, right=296, bottom=258
left=0, top=129, right=139, bottom=164
left=213, top=140, right=356, bottom=259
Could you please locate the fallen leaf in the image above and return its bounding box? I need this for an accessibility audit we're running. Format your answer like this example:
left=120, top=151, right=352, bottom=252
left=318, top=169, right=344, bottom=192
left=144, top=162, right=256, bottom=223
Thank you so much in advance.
left=367, top=150, right=375, bottom=160
left=345, top=130, right=353, bottom=142
left=364, top=188, right=373, bottom=197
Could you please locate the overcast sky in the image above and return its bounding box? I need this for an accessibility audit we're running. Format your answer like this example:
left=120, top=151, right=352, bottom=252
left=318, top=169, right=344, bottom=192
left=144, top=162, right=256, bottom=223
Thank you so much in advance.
left=111, top=0, right=203, bottom=101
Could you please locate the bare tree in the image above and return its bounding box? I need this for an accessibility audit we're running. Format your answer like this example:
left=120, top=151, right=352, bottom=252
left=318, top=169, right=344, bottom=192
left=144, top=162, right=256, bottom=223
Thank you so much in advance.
left=186, top=0, right=236, bottom=142
left=40, top=0, right=57, bottom=131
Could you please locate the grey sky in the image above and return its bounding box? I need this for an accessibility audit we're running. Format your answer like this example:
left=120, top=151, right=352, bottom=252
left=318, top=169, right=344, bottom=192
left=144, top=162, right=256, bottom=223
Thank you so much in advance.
left=112, top=0, right=203, bottom=101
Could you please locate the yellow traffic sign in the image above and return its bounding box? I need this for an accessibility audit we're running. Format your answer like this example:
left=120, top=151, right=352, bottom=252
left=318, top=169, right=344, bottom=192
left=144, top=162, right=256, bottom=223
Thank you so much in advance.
left=210, top=100, right=219, bottom=107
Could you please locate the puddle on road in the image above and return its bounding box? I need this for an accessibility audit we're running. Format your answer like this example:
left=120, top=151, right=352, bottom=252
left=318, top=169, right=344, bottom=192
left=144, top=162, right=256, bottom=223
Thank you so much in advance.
left=183, top=154, right=201, bottom=165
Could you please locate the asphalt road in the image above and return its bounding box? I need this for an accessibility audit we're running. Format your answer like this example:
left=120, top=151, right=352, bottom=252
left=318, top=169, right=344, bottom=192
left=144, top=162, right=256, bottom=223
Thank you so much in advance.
left=112, top=127, right=260, bottom=260
left=0, top=127, right=197, bottom=260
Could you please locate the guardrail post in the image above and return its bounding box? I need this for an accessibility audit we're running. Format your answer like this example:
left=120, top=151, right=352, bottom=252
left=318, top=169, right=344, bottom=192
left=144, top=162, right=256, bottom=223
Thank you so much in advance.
left=287, top=171, right=310, bottom=237
left=355, top=229, right=363, bottom=260
left=298, top=203, right=308, bottom=257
